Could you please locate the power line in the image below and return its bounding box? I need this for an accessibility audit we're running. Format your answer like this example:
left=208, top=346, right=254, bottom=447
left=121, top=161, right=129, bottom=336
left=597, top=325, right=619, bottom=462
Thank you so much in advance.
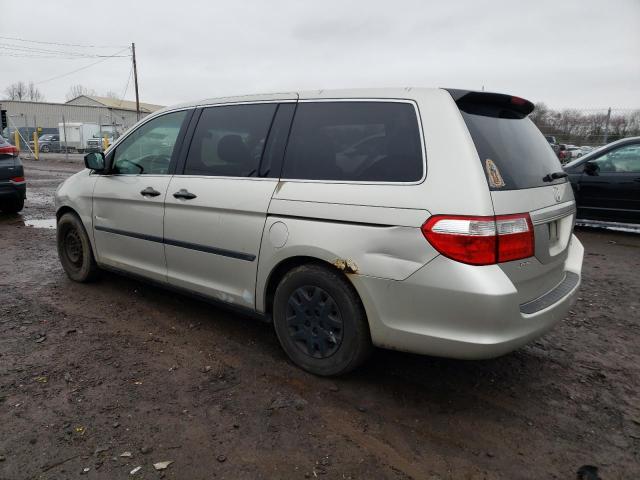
left=0, top=51, right=130, bottom=59
left=0, top=42, right=130, bottom=58
left=119, top=64, right=134, bottom=105
left=0, top=35, right=128, bottom=49
left=35, top=47, right=131, bottom=85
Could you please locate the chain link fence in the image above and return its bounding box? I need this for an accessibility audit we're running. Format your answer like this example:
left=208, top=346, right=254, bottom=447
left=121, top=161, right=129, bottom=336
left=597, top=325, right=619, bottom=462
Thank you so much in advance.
left=2, top=108, right=140, bottom=159
left=530, top=106, right=640, bottom=147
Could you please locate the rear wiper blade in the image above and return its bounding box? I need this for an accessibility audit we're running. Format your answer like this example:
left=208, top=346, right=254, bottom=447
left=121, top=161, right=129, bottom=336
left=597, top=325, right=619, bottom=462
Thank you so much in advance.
left=543, top=171, right=568, bottom=182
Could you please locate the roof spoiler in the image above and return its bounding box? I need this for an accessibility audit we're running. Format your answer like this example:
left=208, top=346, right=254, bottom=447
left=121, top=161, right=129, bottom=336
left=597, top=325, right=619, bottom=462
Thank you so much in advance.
left=445, top=89, right=535, bottom=118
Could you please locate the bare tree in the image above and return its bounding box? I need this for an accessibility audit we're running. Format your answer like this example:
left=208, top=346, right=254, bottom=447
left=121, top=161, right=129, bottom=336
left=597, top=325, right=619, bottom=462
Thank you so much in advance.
left=530, top=105, right=640, bottom=146
left=4, top=81, right=44, bottom=101
left=27, top=82, right=44, bottom=102
left=5, top=81, right=27, bottom=100
left=104, top=90, right=119, bottom=99
left=66, top=84, right=97, bottom=101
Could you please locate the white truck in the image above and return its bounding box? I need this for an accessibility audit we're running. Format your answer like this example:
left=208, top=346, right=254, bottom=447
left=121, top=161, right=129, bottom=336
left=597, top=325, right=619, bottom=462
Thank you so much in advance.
left=58, top=122, right=102, bottom=153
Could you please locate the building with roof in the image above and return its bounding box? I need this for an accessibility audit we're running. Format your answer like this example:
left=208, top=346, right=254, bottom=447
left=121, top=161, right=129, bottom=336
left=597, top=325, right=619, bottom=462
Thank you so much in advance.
left=0, top=96, right=164, bottom=139
left=65, top=95, right=164, bottom=115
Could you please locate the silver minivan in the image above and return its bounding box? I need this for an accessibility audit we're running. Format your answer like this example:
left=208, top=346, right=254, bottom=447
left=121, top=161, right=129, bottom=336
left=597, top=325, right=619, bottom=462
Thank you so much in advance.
left=55, top=88, right=584, bottom=375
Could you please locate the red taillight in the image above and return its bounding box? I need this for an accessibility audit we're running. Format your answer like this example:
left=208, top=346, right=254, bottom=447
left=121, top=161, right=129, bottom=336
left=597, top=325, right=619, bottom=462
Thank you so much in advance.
left=510, top=96, right=527, bottom=106
left=0, top=145, right=19, bottom=157
left=10, top=176, right=25, bottom=184
left=495, top=214, right=534, bottom=262
left=421, top=213, right=534, bottom=266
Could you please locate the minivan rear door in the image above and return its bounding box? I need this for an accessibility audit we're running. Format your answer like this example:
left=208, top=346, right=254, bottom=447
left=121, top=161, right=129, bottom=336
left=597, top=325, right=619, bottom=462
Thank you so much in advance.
left=163, top=100, right=296, bottom=309
left=451, top=90, right=576, bottom=305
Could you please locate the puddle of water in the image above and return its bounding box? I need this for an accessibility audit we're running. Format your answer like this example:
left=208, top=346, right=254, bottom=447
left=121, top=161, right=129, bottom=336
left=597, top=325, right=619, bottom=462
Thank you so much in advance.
left=24, top=218, right=56, bottom=229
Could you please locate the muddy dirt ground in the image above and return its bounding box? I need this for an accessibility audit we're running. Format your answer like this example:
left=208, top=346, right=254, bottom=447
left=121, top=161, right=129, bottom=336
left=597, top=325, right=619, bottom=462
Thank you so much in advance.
left=1, top=156, right=639, bottom=480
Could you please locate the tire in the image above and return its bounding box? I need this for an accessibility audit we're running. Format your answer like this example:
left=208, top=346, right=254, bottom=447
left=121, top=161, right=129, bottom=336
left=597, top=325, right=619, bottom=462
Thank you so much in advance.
left=273, top=264, right=372, bottom=376
left=40, top=144, right=50, bottom=153
left=57, top=212, right=99, bottom=282
left=0, top=197, right=24, bottom=213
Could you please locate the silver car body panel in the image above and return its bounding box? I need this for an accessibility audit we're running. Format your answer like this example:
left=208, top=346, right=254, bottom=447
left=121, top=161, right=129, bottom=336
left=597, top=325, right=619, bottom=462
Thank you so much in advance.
left=55, top=87, right=584, bottom=359
left=54, top=169, right=98, bottom=247
left=92, top=175, right=172, bottom=283
left=164, top=176, right=279, bottom=308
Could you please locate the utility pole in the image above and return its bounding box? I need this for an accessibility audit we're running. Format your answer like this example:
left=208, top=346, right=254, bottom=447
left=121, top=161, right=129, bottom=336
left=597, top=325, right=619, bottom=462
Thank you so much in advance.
left=603, top=107, right=611, bottom=145
left=132, top=42, right=140, bottom=121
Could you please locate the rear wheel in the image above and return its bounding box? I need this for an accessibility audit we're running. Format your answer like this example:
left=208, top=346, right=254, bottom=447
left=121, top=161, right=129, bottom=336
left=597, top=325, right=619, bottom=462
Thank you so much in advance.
left=40, top=144, right=50, bottom=153
left=0, top=197, right=24, bottom=213
left=273, top=264, right=372, bottom=376
left=57, top=212, right=98, bottom=282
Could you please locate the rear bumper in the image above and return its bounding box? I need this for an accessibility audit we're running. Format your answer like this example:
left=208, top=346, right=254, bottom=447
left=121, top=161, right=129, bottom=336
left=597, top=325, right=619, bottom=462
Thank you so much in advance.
left=0, top=181, right=26, bottom=201
left=352, top=234, right=584, bottom=359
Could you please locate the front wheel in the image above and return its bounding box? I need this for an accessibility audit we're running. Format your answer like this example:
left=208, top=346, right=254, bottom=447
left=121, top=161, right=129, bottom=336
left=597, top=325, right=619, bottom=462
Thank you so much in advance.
left=57, top=213, right=99, bottom=282
left=273, top=264, right=372, bottom=376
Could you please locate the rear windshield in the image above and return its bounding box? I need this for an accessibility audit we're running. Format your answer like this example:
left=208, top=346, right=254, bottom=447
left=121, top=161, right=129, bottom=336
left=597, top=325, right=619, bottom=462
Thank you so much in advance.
left=460, top=111, right=566, bottom=190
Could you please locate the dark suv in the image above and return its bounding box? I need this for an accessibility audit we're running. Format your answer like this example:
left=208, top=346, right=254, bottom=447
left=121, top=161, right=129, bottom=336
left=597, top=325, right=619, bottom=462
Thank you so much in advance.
left=0, top=135, right=26, bottom=213
left=37, top=134, right=61, bottom=153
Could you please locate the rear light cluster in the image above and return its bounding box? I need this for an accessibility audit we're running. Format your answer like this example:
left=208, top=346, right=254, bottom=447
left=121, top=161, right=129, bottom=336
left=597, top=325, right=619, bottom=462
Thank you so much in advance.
left=0, top=145, right=19, bottom=157
left=422, top=214, right=534, bottom=266
left=10, top=176, right=25, bottom=184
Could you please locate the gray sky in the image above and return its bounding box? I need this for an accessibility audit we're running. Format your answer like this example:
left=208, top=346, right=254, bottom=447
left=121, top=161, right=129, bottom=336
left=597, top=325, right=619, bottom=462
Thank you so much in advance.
left=2, top=0, right=639, bottom=109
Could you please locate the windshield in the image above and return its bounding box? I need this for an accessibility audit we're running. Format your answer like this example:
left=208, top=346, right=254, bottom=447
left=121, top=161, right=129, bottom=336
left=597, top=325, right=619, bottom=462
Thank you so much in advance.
left=461, top=111, right=567, bottom=190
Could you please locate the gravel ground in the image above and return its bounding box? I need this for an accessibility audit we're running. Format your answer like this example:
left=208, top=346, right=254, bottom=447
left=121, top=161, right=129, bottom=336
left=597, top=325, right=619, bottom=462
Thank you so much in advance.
left=0, top=158, right=639, bottom=480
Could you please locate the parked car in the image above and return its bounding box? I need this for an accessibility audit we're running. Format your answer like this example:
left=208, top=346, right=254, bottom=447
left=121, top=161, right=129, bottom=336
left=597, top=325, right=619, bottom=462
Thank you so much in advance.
left=0, top=134, right=25, bottom=213
left=557, top=143, right=571, bottom=162
left=566, top=145, right=583, bottom=159
left=544, top=135, right=560, bottom=155
left=34, top=133, right=61, bottom=153
left=564, top=136, right=640, bottom=225
left=55, top=88, right=584, bottom=375
left=85, top=134, right=114, bottom=153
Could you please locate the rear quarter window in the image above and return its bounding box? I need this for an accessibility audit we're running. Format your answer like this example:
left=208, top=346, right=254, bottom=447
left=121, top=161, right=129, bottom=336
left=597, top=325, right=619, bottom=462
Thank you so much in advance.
left=282, top=101, right=423, bottom=182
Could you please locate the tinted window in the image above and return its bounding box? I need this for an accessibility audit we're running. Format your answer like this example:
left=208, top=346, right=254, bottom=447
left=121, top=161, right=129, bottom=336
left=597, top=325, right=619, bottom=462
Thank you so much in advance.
left=282, top=102, right=423, bottom=182
left=259, top=103, right=296, bottom=178
left=113, top=110, right=187, bottom=175
left=461, top=111, right=566, bottom=190
left=590, top=144, right=640, bottom=173
left=183, top=103, right=277, bottom=177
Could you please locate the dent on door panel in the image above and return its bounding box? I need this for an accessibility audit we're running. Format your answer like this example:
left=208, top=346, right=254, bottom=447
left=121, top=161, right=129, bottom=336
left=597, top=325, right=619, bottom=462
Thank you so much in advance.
left=255, top=200, right=439, bottom=312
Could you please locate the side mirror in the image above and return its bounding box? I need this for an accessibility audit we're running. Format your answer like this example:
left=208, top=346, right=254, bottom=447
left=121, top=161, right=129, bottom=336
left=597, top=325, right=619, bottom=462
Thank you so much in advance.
left=583, top=161, right=599, bottom=176
left=84, top=151, right=105, bottom=172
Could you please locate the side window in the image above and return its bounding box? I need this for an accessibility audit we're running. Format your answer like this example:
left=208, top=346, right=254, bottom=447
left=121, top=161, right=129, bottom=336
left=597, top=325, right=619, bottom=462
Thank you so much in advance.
left=592, top=144, right=640, bottom=173
left=112, top=110, right=187, bottom=175
left=282, top=102, right=423, bottom=182
left=259, top=103, right=296, bottom=177
left=183, top=103, right=277, bottom=177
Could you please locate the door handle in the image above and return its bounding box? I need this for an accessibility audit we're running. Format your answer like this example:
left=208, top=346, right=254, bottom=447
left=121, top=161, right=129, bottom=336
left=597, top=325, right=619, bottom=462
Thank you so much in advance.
left=173, top=189, right=197, bottom=200
left=140, top=187, right=161, bottom=197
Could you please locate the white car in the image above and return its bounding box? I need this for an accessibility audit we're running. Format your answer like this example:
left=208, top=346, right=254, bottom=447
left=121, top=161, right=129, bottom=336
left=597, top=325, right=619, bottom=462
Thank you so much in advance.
left=566, top=145, right=583, bottom=158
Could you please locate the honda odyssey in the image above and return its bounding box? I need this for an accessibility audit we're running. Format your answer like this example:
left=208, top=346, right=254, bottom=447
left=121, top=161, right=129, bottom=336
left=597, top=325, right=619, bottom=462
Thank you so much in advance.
left=55, top=88, right=584, bottom=375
